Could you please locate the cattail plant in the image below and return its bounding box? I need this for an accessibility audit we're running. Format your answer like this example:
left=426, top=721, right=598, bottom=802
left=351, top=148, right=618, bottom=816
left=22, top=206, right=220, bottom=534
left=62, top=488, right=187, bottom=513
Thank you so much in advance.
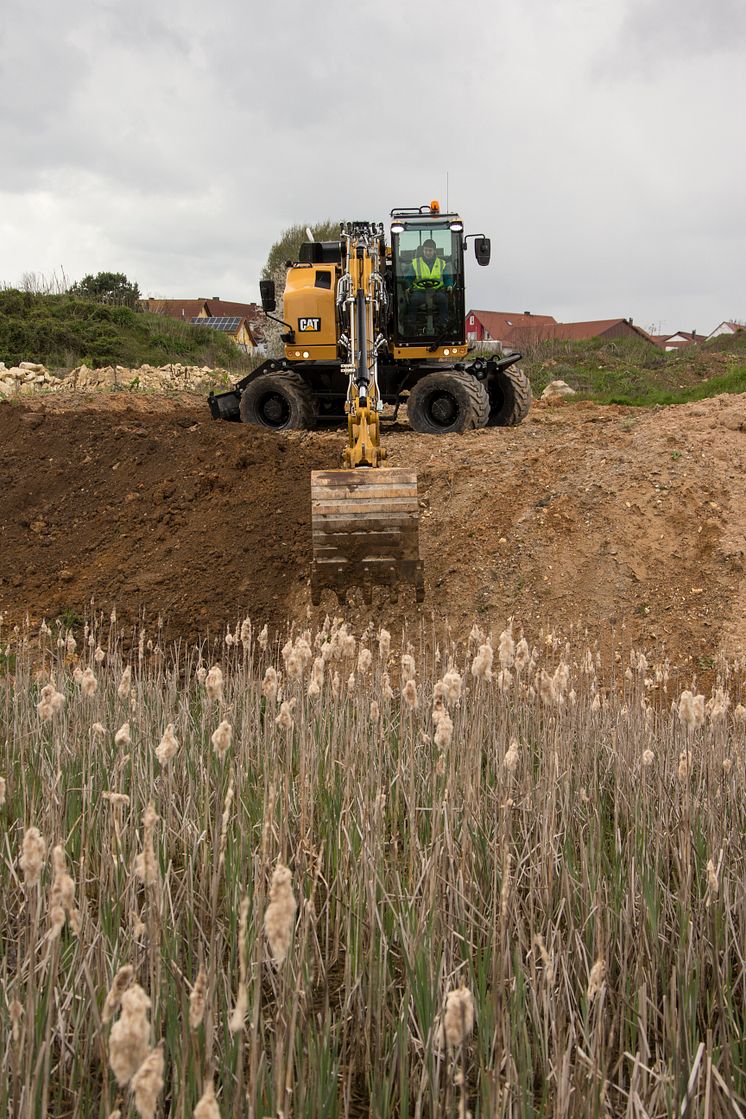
left=264, top=864, right=297, bottom=967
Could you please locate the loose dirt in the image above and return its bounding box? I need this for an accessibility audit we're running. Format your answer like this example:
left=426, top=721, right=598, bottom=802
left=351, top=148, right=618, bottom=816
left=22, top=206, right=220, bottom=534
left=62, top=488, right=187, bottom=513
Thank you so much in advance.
left=1, top=391, right=744, bottom=669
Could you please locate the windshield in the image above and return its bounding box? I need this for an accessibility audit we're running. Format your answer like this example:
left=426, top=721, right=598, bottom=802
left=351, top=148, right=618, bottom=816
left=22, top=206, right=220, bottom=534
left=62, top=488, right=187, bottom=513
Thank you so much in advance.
left=392, top=223, right=464, bottom=344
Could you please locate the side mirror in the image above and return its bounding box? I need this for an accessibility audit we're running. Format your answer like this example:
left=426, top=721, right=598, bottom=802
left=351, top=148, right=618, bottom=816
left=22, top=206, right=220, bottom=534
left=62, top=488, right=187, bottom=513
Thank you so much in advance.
left=474, top=237, right=491, bottom=266
left=259, top=279, right=276, bottom=312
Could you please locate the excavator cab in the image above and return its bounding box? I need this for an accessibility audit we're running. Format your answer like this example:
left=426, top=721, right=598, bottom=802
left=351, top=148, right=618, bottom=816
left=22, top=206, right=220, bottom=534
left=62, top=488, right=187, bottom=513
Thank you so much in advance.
left=391, top=215, right=466, bottom=345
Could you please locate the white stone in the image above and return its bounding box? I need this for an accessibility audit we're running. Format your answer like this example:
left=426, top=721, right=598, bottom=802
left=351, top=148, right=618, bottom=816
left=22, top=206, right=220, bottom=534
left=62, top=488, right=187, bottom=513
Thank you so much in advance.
left=19, top=362, right=45, bottom=372
left=541, top=379, right=576, bottom=400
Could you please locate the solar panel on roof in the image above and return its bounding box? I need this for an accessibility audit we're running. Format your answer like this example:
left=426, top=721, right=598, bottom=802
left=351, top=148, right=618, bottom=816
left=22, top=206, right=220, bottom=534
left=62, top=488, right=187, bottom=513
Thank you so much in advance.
left=190, top=316, right=242, bottom=332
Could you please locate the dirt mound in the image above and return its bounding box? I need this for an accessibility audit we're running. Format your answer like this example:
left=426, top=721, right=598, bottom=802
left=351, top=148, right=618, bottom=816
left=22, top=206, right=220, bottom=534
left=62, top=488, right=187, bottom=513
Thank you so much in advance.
left=1, top=391, right=745, bottom=667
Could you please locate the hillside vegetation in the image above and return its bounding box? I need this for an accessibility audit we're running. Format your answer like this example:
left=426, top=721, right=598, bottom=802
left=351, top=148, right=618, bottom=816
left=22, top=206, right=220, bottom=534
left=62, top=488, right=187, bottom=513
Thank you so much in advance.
left=520, top=330, right=746, bottom=405
left=2, top=289, right=745, bottom=406
left=0, top=289, right=256, bottom=374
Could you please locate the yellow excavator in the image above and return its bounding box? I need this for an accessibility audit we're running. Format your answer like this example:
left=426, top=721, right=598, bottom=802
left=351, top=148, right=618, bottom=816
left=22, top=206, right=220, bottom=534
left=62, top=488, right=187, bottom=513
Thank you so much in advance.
left=209, top=202, right=531, bottom=604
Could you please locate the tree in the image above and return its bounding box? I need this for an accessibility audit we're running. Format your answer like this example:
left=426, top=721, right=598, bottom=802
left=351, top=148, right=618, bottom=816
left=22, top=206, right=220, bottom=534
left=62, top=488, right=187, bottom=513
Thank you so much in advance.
left=69, top=271, right=141, bottom=309
left=260, top=221, right=340, bottom=355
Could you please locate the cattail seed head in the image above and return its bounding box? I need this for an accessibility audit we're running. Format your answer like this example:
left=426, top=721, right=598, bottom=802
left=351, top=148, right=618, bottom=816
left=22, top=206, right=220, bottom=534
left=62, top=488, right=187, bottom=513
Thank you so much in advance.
left=193, top=1080, right=221, bottom=1119
left=115, top=722, right=131, bottom=748
left=262, top=666, right=278, bottom=703
left=275, top=698, right=295, bottom=730
left=503, top=739, right=519, bottom=774
left=108, top=984, right=152, bottom=1086
left=48, top=844, right=78, bottom=937
left=357, top=646, right=372, bottom=675
left=378, top=628, right=391, bottom=661
left=0, top=776, right=5, bottom=806
left=134, top=803, right=159, bottom=888
left=189, top=964, right=207, bottom=1031
left=642, top=748, right=655, bottom=767
left=103, top=965, right=135, bottom=1023
left=678, top=750, right=692, bottom=783
left=370, top=699, right=380, bottom=721
left=498, top=628, right=515, bottom=669
left=80, top=667, right=97, bottom=696
left=706, top=858, right=719, bottom=898
left=402, top=679, right=418, bottom=710
left=37, top=682, right=64, bottom=721
left=264, top=863, right=297, bottom=967
left=155, top=723, right=179, bottom=765
left=471, top=642, right=493, bottom=681
left=117, top=666, right=131, bottom=700
left=443, top=985, right=474, bottom=1049
left=434, top=709, right=453, bottom=749
left=20, top=826, right=46, bottom=887
left=401, top=653, right=416, bottom=684
left=442, top=668, right=462, bottom=704
left=211, top=719, right=233, bottom=759
left=587, top=958, right=606, bottom=1001
left=130, top=1045, right=164, bottom=1119
left=205, top=665, right=224, bottom=702
left=533, top=933, right=554, bottom=985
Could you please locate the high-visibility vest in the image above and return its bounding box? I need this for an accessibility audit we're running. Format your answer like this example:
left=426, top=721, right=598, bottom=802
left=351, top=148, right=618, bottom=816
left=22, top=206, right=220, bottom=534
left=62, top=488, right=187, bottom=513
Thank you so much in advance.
left=411, top=255, right=446, bottom=290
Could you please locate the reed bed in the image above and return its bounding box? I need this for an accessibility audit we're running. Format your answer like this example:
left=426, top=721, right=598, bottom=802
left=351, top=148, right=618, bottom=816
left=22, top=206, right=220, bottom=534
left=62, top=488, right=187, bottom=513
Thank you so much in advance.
left=0, top=612, right=744, bottom=1118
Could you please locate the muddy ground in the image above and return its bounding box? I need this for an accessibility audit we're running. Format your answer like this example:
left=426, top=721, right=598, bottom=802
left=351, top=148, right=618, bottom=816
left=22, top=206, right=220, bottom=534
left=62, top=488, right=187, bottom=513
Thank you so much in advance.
left=1, top=391, right=744, bottom=671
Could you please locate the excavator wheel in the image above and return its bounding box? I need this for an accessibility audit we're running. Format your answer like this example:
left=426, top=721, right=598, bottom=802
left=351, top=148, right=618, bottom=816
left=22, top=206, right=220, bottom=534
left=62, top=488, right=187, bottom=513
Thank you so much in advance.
left=239, top=371, right=316, bottom=430
left=486, top=364, right=532, bottom=427
left=407, top=370, right=489, bottom=435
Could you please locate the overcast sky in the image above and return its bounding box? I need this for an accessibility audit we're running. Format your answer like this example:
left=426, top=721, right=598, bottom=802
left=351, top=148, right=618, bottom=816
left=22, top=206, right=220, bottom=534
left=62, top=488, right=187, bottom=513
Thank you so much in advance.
left=2, top=0, right=744, bottom=334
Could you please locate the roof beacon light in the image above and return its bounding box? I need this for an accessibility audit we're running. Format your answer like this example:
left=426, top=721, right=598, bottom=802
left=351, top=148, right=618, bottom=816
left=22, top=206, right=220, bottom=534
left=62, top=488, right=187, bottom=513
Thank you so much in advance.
left=430, top=200, right=440, bottom=213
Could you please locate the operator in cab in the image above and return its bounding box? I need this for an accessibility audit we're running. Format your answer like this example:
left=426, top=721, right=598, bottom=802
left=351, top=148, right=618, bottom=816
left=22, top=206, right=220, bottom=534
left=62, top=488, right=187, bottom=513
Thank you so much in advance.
left=406, top=238, right=453, bottom=334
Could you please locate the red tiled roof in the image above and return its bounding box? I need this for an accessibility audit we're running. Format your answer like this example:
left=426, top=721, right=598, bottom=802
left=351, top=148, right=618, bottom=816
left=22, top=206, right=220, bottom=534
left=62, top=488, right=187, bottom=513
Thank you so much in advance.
left=469, top=310, right=557, bottom=340
left=143, top=299, right=209, bottom=320
left=547, top=319, right=654, bottom=342
left=203, top=299, right=263, bottom=323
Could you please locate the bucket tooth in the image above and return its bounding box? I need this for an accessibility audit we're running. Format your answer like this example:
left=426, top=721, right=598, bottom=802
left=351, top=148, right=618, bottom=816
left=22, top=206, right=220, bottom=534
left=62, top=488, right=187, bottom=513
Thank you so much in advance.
left=311, top=468, right=424, bottom=604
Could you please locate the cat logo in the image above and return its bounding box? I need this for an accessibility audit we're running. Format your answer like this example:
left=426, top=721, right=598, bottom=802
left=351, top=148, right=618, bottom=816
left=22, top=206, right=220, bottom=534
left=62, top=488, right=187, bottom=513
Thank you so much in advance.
left=298, top=317, right=321, bottom=332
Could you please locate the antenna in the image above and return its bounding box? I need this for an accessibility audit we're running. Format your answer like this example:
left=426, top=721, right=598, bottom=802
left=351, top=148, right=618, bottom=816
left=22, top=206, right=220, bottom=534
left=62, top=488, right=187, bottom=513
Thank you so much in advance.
left=446, top=171, right=449, bottom=212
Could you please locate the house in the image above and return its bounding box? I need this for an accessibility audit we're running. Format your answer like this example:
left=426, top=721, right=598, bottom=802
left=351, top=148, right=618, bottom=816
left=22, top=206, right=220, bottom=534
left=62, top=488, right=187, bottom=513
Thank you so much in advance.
left=656, top=330, right=708, bottom=352
left=547, top=319, right=657, bottom=345
left=190, top=316, right=257, bottom=354
left=142, top=297, right=265, bottom=351
left=465, top=310, right=558, bottom=346
left=201, top=299, right=265, bottom=345
left=706, top=320, right=745, bottom=340
left=465, top=310, right=656, bottom=350
left=142, top=299, right=209, bottom=320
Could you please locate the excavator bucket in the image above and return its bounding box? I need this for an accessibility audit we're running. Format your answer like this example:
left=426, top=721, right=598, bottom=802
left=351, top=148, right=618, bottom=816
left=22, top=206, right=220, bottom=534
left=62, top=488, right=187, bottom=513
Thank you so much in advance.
left=310, top=469, right=424, bottom=605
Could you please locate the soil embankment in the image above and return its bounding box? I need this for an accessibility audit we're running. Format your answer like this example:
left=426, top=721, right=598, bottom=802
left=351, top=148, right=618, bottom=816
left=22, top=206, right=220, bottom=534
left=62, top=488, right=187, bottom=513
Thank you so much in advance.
left=1, top=391, right=744, bottom=667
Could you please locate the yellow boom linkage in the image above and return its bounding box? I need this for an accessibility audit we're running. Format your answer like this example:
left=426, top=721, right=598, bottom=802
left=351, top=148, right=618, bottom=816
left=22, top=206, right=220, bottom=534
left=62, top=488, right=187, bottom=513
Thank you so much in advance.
left=310, top=222, right=424, bottom=605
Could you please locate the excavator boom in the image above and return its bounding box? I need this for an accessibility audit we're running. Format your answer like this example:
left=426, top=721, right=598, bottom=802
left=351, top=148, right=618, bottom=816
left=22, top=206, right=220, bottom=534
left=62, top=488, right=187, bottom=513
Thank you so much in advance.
left=310, top=222, right=424, bottom=604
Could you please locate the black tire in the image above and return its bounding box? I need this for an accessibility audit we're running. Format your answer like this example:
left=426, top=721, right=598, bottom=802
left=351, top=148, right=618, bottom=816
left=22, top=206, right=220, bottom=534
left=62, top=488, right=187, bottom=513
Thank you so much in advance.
left=486, top=364, right=532, bottom=427
left=407, top=370, right=489, bottom=435
left=239, top=371, right=316, bottom=430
